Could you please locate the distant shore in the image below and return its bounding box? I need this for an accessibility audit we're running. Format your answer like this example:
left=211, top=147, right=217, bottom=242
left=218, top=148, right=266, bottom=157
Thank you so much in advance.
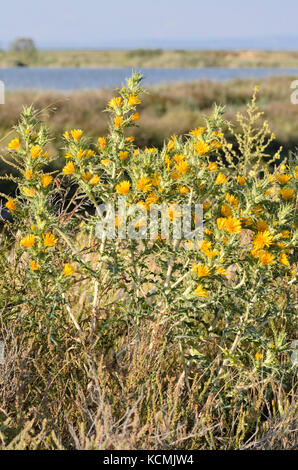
left=1, top=49, right=298, bottom=68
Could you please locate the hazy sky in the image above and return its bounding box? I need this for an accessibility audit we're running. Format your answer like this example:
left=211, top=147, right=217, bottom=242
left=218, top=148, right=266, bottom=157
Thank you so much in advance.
left=1, top=0, right=298, bottom=49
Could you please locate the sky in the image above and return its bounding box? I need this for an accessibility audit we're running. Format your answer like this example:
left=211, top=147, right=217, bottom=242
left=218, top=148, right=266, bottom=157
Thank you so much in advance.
left=1, top=0, right=298, bottom=49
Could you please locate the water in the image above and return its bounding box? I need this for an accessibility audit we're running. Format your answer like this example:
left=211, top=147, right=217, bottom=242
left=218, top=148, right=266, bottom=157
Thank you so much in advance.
left=0, top=67, right=298, bottom=91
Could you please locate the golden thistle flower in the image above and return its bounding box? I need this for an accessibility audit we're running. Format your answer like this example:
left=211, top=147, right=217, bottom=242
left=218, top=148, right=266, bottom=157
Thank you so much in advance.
left=131, top=112, right=140, bottom=122
left=41, top=174, right=53, bottom=188
left=30, top=260, right=40, bottom=271
left=128, top=94, right=141, bottom=106
left=82, top=171, right=92, bottom=182
left=207, top=162, right=218, bottom=172
left=237, top=175, right=246, bottom=185
left=255, top=219, right=268, bottom=232
left=178, top=185, right=190, bottom=194
left=216, top=266, right=227, bottom=276
left=98, top=137, right=107, bottom=149
left=71, top=129, right=83, bottom=141
left=101, top=159, right=110, bottom=166
left=89, top=175, right=101, bottom=186
left=64, top=263, right=76, bottom=276
left=280, top=188, right=295, bottom=200
left=63, top=161, right=75, bottom=175
left=119, top=151, right=128, bottom=161
left=30, top=145, right=43, bottom=159
left=224, top=217, right=242, bottom=234
left=194, top=141, right=210, bottom=155
left=193, top=264, right=210, bottom=278
left=5, top=199, right=15, bottom=211
left=25, top=169, right=34, bottom=180
left=215, top=172, right=227, bottom=185
left=63, top=131, right=70, bottom=140
left=23, top=187, right=35, bottom=197
left=194, top=284, right=208, bottom=298
left=20, top=234, right=35, bottom=248
left=76, top=148, right=85, bottom=159
left=253, top=230, right=273, bottom=250
left=175, top=160, right=189, bottom=175
left=259, top=250, right=275, bottom=265
left=86, top=149, right=95, bottom=158
left=217, top=217, right=227, bottom=230
left=203, top=201, right=211, bottom=210
left=221, top=204, right=232, bottom=217
left=276, top=174, right=292, bottom=185
left=146, top=192, right=160, bottom=206
left=279, top=252, right=290, bottom=266
left=8, top=137, right=20, bottom=150
left=225, top=193, right=239, bottom=208
left=190, top=127, right=205, bottom=136
left=43, top=232, right=58, bottom=247
left=255, top=353, right=263, bottom=361
left=116, top=180, right=130, bottom=195
left=137, top=177, right=152, bottom=193
left=114, top=116, right=123, bottom=128
left=108, top=96, right=123, bottom=109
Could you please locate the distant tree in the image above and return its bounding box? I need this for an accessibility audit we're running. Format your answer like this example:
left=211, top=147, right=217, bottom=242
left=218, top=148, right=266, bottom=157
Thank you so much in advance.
left=8, top=38, right=37, bottom=66
left=9, top=37, right=36, bottom=53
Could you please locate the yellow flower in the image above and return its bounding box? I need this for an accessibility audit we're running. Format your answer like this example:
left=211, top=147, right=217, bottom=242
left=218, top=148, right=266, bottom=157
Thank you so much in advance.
left=63, top=131, right=70, bottom=140
left=89, top=175, right=101, bottom=186
left=128, top=94, right=141, bottom=106
left=194, top=141, right=210, bottom=155
left=225, top=193, right=239, bottom=208
left=116, top=180, right=130, bottom=195
left=5, top=199, right=15, bottom=211
left=276, top=174, right=292, bottom=185
left=98, top=137, right=107, bottom=149
left=43, top=232, right=58, bottom=247
left=131, top=112, right=140, bottom=122
left=8, top=137, right=20, bottom=150
left=64, top=263, right=76, bottom=276
left=216, top=266, right=227, bottom=276
left=137, top=177, right=152, bottom=193
left=23, top=187, right=35, bottom=197
left=25, top=169, right=34, bottom=180
left=71, top=129, right=83, bottom=141
left=146, top=192, right=160, bottom=206
left=194, top=264, right=210, bottom=278
left=82, top=171, right=92, bottom=182
left=63, top=161, right=75, bottom=175
left=43, top=151, right=50, bottom=158
left=101, top=159, right=110, bottom=166
left=215, top=172, right=227, bottom=185
left=178, top=185, right=190, bottom=194
left=194, top=284, right=208, bottom=298
left=294, top=166, right=298, bottom=179
left=30, top=145, right=43, bottom=159
left=221, top=204, right=232, bottom=217
left=237, top=175, right=246, bottom=185
left=280, top=230, right=290, bottom=239
left=259, top=250, right=275, bottom=265
left=224, top=217, right=242, bottom=234
left=175, top=160, right=189, bottom=175
left=20, top=235, right=35, bottom=248
left=207, top=162, right=218, bottom=172
left=190, top=127, right=205, bottom=136
left=30, top=260, right=40, bottom=271
left=217, top=217, right=227, bottom=230
left=255, top=219, right=268, bottom=232
left=280, top=188, right=295, bottom=200
left=119, top=151, right=128, bottom=161
left=255, top=353, right=263, bottom=361
left=167, top=139, right=176, bottom=151
left=108, top=96, right=123, bottom=109
left=76, top=148, right=85, bottom=159
left=203, top=201, right=211, bottom=210
left=114, top=116, right=123, bottom=128
left=41, top=174, right=53, bottom=188
left=86, top=149, right=95, bottom=158
left=253, top=230, right=273, bottom=250
left=279, top=252, right=290, bottom=267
